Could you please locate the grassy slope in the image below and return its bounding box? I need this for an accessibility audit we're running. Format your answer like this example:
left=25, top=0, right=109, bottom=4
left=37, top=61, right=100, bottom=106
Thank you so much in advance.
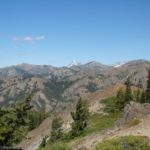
left=40, top=97, right=122, bottom=149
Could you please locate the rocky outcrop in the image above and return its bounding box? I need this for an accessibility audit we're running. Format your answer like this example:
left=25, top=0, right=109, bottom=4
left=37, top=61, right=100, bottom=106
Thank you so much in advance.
left=118, top=101, right=150, bottom=125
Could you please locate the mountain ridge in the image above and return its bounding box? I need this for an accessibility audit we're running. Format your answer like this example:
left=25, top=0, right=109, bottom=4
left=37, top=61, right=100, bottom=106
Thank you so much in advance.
left=0, top=59, right=149, bottom=75
left=0, top=59, right=149, bottom=112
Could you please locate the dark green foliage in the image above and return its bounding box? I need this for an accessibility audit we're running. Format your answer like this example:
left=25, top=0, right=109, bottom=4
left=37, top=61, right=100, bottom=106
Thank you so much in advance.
left=44, top=75, right=73, bottom=102
left=27, top=111, right=49, bottom=130
left=50, top=117, right=63, bottom=142
left=101, top=97, right=117, bottom=113
left=138, top=68, right=150, bottom=103
left=115, top=88, right=125, bottom=110
left=41, top=141, right=71, bottom=150
left=96, top=136, right=150, bottom=150
left=50, top=142, right=71, bottom=150
left=0, top=95, right=48, bottom=146
left=145, top=68, right=150, bottom=103
left=39, top=136, right=47, bottom=148
left=71, top=98, right=89, bottom=137
left=86, top=82, right=98, bottom=92
left=124, top=78, right=133, bottom=103
left=0, top=95, right=32, bottom=146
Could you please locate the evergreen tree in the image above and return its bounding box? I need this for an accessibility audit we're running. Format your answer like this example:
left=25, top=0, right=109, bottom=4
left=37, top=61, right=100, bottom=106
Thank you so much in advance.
left=40, top=136, right=47, bottom=148
left=15, top=95, right=33, bottom=126
left=27, top=111, right=48, bottom=130
left=0, top=108, right=15, bottom=146
left=0, top=95, right=33, bottom=146
left=145, top=68, right=150, bottom=103
left=50, top=117, right=63, bottom=142
left=71, top=98, right=89, bottom=137
left=115, top=87, right=125, bottom=110
left=124, top=78, right=133, bottom=103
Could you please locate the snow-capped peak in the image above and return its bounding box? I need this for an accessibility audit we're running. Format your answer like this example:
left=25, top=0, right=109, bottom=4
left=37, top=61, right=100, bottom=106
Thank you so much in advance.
left=68, top=60, right=81, bottom=67
left=113, top=61, right=127, bottom=68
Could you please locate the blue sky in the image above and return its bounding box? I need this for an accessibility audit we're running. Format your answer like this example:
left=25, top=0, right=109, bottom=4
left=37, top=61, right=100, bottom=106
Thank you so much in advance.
left=0, top=0, right=150, bottom=67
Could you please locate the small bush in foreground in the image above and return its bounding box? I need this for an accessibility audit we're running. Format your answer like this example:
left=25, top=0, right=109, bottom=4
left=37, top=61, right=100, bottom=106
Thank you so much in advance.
left=95, top=136, right=150, bottom=150
left=39, top=141, right=71, bottom=150
left=50, top=142, right=71, bottom=150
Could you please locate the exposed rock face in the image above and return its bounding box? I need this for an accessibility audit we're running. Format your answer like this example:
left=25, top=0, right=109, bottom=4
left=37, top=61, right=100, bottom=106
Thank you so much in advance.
left=118, top=101, right=150, bottom=125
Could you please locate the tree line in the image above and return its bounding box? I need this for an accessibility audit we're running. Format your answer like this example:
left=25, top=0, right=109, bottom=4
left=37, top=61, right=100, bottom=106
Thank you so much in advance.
left=116, top=68, right=150, bottom=111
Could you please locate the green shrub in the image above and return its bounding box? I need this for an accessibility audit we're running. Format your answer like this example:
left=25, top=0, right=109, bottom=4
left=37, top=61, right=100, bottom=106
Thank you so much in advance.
left=128, top=119, right=141, bottom=127
left=40, top=141, right=71, bottom=150
left=0, top=95, right=33, bottom=146
left=95, top=136, right=150, bottom=150
left=101, top=97, right=118, bottom=113
left=50, top=142, right=71, bottom=150
left=82, top=112, right=122, bottom=137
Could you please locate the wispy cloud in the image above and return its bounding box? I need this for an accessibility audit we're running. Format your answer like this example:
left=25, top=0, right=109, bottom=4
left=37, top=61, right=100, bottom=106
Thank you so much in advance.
left=13, top=35, right=45, bottom=42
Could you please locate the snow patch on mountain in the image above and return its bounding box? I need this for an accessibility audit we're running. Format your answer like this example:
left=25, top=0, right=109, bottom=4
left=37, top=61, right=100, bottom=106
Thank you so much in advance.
left=113, top=61, right=127, bottom=68
left=68, top=60, right=81, bottom=67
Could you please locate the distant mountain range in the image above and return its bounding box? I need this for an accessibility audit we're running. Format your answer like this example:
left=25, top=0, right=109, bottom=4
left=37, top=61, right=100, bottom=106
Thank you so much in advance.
left=0, top=59, right=149, bottom=112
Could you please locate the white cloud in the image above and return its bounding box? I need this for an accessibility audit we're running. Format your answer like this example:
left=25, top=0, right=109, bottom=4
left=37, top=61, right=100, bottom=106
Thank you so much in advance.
left=13, top=35, right=45, bottom=42
left=23, top=36, right=34, bottom=41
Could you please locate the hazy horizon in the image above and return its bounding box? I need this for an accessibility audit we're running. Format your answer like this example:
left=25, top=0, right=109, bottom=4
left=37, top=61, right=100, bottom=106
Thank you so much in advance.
left=0, top=58, right=149, bottom=69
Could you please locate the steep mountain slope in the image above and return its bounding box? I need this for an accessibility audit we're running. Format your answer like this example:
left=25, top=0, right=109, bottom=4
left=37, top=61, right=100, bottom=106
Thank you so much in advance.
left=0, top=59, right=149, bottom=112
